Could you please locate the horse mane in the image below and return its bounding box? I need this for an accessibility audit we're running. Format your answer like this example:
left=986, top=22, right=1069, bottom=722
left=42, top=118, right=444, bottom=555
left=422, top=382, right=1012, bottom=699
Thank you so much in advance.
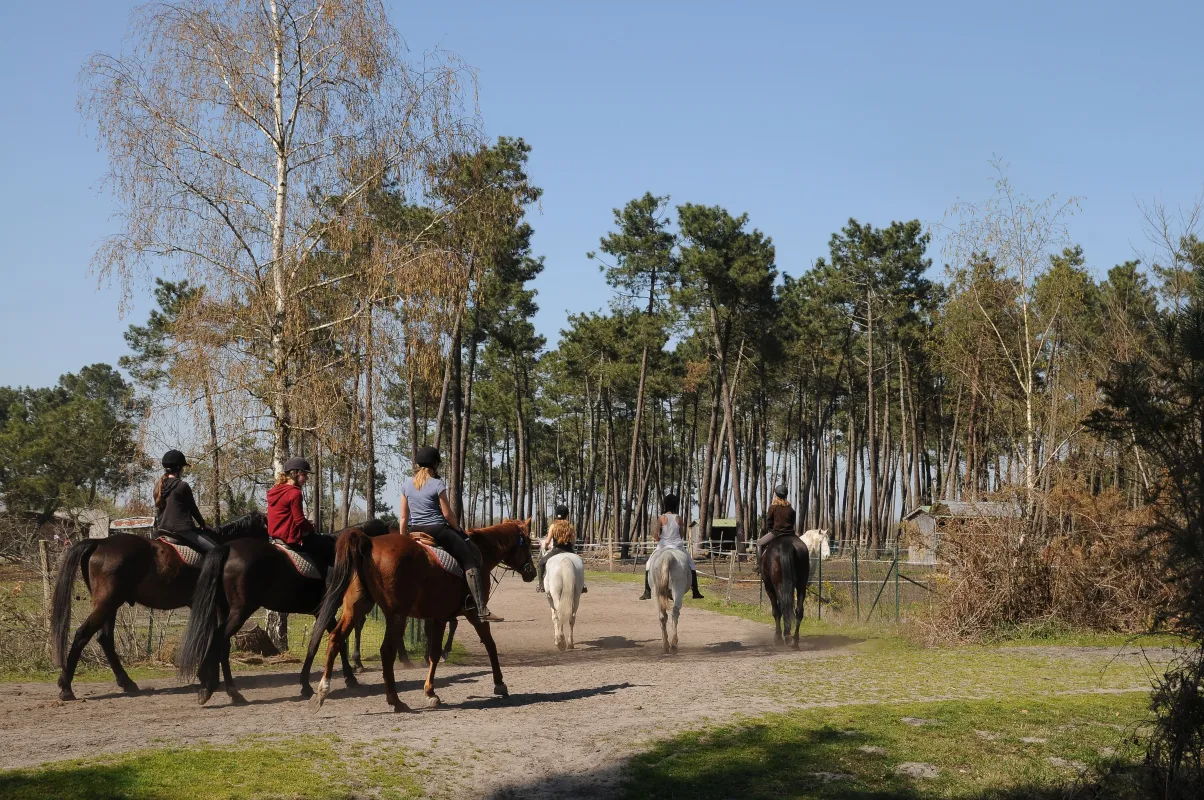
left=217, top=511, right=267, bottom=539
left=467, top=519, right=529, bottom=560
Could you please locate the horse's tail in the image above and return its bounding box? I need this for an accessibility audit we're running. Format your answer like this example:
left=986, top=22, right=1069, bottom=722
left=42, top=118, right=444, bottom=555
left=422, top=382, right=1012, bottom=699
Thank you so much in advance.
left=177, top=544, right=230, bottom=681
left=306, top=528, right=372, bottom=663
left=775, top=541, right=796, bottom=630
left=50, top=539, right=100, bottom=667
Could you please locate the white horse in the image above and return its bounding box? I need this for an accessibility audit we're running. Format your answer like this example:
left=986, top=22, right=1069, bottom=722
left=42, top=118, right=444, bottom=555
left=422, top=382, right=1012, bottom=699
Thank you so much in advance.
left=801, top=529, right=831, bottom=560
left=647, top=547, right=690, bottom=654
left=544, top=550, right=584, bottom=651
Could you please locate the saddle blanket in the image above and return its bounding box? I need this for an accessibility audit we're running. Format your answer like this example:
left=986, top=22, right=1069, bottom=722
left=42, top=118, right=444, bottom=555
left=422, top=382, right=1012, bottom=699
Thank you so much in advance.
left=160, top=537, right=203, bottom=567
left=419, top=543, right=463, bottom=578
left=272, top=540, right=322, bottom=579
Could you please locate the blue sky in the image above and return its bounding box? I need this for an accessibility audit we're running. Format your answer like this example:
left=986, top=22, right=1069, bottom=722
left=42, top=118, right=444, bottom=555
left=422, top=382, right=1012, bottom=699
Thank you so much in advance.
left=2, top=0, right=1203, bottom=389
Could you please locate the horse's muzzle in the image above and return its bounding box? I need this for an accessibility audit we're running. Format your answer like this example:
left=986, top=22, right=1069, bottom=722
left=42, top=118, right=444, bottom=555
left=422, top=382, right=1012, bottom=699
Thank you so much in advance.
left=519, top=562, right=537, bottom=582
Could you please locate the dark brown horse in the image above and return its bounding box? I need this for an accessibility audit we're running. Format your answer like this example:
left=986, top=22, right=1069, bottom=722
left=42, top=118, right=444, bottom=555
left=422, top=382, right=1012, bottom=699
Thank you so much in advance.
left=50, top=513, right=267, bottom=701
left=760, top=534, right=811, bottom=648
left=304, top=519, right=536, bottom=712
left=176, top=527, right=357, bottom=706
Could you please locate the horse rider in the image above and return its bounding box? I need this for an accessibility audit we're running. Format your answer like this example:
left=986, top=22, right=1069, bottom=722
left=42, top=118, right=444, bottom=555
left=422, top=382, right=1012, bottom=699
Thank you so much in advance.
left=398, top=446, right=502, bottom=622
left=536, top=504, right=588, bottom=594
left=267, top=456, right=335, bottom=576
left=153, top=449, right=220, bottom=552
left=756, top=483, right=797, bottom=562
left=639, top=493, right=705, bottom=601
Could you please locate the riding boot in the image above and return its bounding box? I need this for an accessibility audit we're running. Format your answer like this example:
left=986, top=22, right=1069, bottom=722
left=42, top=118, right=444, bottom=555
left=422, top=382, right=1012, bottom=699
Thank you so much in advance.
left=536, top=559, right=546, bottom=593
left=465, top=567, right=504, bottom=622
left=638, top=572, right=651, bottom=600
left=691, top=569, right=705, bottom=599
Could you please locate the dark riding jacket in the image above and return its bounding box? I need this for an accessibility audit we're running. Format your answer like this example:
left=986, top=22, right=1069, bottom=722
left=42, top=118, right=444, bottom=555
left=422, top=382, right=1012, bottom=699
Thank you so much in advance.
left=156, top=478, right=207, bottom=533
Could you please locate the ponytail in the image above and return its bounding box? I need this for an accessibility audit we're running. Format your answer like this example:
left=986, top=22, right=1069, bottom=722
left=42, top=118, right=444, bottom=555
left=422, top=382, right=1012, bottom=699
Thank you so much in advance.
left=414, top=466, right=439, bottom=490
left=274, top=472, right=290, bottom=487
left=154, top=471, right=174, bottom=513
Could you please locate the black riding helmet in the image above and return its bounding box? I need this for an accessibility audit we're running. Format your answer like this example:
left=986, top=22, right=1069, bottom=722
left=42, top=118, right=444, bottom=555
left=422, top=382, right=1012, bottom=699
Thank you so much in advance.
left=662, top=493, right=680, bottom=513
left=162, top=449, right=188, bottom=470
left=554, top=504, right=570, bottom=519
left=415, top=446, right=441, bottom=468
left=774, top=484, right=789, bottom=499
left=282, top=456, right=312, bottom=473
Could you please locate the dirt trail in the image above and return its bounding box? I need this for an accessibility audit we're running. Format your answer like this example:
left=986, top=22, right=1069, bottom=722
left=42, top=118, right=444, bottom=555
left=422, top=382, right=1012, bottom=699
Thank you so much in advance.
left=0, top=573, right=860, bottom=796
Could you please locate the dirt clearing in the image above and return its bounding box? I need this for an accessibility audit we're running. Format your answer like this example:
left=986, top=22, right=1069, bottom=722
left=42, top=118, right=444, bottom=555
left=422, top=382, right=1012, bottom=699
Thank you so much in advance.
left=0, top=574, right=858, bottom=797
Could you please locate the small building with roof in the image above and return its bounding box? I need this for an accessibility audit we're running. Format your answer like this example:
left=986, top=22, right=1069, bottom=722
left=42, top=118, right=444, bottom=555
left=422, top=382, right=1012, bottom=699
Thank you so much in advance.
left=901, top=500, right=1022, bottom=565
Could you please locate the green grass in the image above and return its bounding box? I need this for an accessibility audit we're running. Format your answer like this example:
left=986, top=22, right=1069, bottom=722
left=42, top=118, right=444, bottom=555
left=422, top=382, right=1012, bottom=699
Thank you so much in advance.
left=623, top=693, right=1148, bottom=799
left=0, top=735, right=423, bottom=800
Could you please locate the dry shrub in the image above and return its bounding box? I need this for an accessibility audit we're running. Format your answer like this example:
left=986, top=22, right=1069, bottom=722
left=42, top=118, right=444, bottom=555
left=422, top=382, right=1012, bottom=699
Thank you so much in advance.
left=923, top=486, right=1169, bottom=643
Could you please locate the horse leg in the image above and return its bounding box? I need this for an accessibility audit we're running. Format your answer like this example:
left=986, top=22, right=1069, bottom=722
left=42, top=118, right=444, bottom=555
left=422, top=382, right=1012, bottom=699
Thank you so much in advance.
left=379, top=614, right=409, bottom=712
left=659, top=602, right=670, bottom=655
left=309, top=603, right=359, bottom=711
left=550, top=589, right=564, bottom=651
left=338, top=636, right=358, bottom=688
left=351, top=616, right=365, bottom=672
left=465, top=614, right=508, bottom=698
left=670, top=602, right=681, bottom=655
left=57, top=600, right=113, bottom=701
left=214, top=609, right=248, bottom=706
left=793, top=581, right=806, bottom=649
left=96, top=611, right=139, bottom=694
left=423, top=618, right=448, bottom=708
left=442, top=618, right=457, bottom=662
left=764, top=574, right=784, bottom=646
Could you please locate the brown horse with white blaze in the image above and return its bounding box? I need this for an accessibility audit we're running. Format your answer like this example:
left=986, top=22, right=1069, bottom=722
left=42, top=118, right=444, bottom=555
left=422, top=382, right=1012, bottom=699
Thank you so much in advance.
left=303, top=519, right=536, bottom=712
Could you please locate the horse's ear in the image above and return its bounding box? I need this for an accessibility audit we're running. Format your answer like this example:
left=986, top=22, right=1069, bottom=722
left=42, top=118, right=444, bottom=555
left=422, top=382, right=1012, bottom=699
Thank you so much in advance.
left=523, top=517, right=532, bottom=529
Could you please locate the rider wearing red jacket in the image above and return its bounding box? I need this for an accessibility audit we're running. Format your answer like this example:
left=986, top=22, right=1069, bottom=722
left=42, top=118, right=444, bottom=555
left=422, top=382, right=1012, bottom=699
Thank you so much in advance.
left=267, top=457, right=333, bottom=574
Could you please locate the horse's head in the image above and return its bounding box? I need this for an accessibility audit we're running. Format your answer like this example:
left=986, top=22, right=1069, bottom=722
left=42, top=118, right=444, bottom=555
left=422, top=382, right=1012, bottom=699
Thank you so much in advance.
left=501, top=517, right=537, bottom=582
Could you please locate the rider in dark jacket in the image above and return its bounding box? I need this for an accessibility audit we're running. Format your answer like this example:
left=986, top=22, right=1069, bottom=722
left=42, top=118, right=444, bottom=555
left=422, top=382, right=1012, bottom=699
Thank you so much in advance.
left=154, top=450, right=218, bottom=552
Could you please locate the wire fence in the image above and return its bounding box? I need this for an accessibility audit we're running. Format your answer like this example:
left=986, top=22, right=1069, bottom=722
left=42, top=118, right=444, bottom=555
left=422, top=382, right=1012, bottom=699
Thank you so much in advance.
left=576, top=541, right=937, bottom=623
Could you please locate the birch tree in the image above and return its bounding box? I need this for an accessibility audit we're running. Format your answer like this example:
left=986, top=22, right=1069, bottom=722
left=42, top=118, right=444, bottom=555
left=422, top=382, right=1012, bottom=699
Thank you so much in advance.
left=81, top=0, right=478, bottom=471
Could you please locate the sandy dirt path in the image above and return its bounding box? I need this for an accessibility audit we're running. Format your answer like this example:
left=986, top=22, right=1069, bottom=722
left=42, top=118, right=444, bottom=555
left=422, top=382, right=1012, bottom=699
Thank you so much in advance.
left=0, top=572, right=861, bottom=797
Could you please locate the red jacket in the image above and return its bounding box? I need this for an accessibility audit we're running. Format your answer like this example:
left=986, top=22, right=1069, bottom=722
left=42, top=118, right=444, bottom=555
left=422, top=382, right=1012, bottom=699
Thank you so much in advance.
left=267, top=483, right=314, bottom=544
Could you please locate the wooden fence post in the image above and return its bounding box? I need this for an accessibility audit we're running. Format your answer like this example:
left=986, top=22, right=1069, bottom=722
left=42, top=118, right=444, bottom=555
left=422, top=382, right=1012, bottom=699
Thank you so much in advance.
left=724, top=550, right=736, bottom=607
left=39, top=540, right=52, bottom=628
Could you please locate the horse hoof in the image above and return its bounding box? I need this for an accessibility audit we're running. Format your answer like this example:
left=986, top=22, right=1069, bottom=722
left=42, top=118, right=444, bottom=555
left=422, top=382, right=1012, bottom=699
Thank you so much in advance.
left=670, top=645, right=678, bottom=655
left=299, top=684, right=314, bottom=699
left=197, top=687, right=214, bottom=706
left=59, top=688, right=76, bottom=702
left=354, top=665, right=368, bottom=674
left=556, top=639, right=566, bottom=652
left=308, top=693, right=326, bottom=712
left=426, top=694, right=441, bottom=709
left=229, top=691, right=248, bottom=706
left=441, top=652, right=453, bottom=663
left=494, top=682, right=509, bottom=698
left=121, top=683, right=141, bottom=696
left=391, top=701, right=410, bottom=713
left=344, top=674, right=359, bottom=689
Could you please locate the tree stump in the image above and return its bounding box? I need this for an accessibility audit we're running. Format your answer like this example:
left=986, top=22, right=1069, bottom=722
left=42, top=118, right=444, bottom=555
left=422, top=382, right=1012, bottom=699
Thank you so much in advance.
left=234, top=624, right=281, bottom=656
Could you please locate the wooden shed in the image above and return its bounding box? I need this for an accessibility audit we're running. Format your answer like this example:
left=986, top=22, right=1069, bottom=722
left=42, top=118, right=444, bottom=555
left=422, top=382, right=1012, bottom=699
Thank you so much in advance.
left=901, top=500, right=1022, bottom=565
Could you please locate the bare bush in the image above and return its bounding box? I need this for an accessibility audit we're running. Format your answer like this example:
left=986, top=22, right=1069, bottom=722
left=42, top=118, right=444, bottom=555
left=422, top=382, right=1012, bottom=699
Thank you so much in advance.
left=923, top=487, right=1168, bottom=642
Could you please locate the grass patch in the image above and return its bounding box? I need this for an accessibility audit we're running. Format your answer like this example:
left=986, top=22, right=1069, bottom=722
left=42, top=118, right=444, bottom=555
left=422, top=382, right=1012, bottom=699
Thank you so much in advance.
left=624, top=692, right=1148, bottom=799
left=0, top=735, right=424, bottom=800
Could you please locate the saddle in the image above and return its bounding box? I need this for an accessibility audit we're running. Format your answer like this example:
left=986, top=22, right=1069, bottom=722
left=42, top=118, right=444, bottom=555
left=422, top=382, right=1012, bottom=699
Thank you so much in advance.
left=271, top=540, right=323, bottom=579
left=158, top=536, right=204, bottom=567
left=408, top=532, right=464, bottom=578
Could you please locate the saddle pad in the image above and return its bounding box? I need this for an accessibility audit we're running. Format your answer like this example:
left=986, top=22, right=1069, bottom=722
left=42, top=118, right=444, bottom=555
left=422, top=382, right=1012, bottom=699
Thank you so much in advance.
left=160, top=538, right=203, bottom=567
left=418, top=543, right=463, bottom=578
left=272, top=540, right=322, bottom=579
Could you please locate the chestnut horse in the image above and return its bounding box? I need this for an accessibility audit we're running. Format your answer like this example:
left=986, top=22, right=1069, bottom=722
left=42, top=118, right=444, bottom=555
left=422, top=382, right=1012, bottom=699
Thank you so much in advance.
left=303, top=519, right=536, bottom=712
left=50, top=513, right=267, bottom=701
